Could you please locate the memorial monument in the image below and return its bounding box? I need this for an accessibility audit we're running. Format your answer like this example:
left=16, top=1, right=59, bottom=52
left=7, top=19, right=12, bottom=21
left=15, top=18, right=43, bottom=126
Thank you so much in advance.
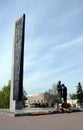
left=10, top=14, right=25, bottom=111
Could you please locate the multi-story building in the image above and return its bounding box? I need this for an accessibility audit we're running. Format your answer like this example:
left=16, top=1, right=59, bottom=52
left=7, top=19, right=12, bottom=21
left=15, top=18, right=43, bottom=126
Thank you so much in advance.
left=27, top=93, right=45, bottom=104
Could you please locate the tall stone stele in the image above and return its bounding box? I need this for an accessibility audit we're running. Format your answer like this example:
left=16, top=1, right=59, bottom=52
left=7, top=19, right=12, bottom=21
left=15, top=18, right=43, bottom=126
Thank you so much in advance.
left=10, top=14, right=25, bottom=111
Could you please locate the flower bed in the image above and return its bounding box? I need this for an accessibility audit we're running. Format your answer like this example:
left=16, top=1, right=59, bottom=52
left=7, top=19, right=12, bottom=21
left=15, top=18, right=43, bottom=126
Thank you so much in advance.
left=32, top=112, right=47, bottom=116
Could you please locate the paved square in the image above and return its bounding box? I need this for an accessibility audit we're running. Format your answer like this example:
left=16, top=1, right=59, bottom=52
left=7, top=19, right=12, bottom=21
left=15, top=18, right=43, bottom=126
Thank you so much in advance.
left=0, top=112, right=83, bottom=130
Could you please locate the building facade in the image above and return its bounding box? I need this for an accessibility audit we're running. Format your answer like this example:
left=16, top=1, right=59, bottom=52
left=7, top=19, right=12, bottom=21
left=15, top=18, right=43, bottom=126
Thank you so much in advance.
left=27, top=93, right=45, bottom=104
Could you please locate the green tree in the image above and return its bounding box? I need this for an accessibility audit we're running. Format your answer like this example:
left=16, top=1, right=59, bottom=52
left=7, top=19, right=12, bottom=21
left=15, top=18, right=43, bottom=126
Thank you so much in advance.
left=22, top=89, right=27, bottom=107
left=76, top=82, right=83, bottom=105
left=0, top=80, right=27, bottom=108
left=0, top=80, right=10, bottom=108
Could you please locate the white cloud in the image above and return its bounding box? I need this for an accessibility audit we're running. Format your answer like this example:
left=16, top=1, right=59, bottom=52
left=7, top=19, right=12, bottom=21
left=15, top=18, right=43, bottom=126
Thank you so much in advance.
left=50, top=36, right=83, bottom=51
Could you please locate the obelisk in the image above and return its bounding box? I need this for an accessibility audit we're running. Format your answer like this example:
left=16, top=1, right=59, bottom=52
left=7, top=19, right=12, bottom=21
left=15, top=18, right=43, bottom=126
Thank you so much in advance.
left=10, top=14, right=25, bottom=111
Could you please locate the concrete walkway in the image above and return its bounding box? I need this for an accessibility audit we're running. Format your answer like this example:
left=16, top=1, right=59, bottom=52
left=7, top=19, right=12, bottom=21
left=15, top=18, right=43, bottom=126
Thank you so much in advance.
left=0, top=112, right=83, bottom=130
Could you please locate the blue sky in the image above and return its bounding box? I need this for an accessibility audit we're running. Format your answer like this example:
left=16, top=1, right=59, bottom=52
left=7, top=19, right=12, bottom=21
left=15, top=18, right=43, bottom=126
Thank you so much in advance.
left=0, top=0, right=83, bottom=95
